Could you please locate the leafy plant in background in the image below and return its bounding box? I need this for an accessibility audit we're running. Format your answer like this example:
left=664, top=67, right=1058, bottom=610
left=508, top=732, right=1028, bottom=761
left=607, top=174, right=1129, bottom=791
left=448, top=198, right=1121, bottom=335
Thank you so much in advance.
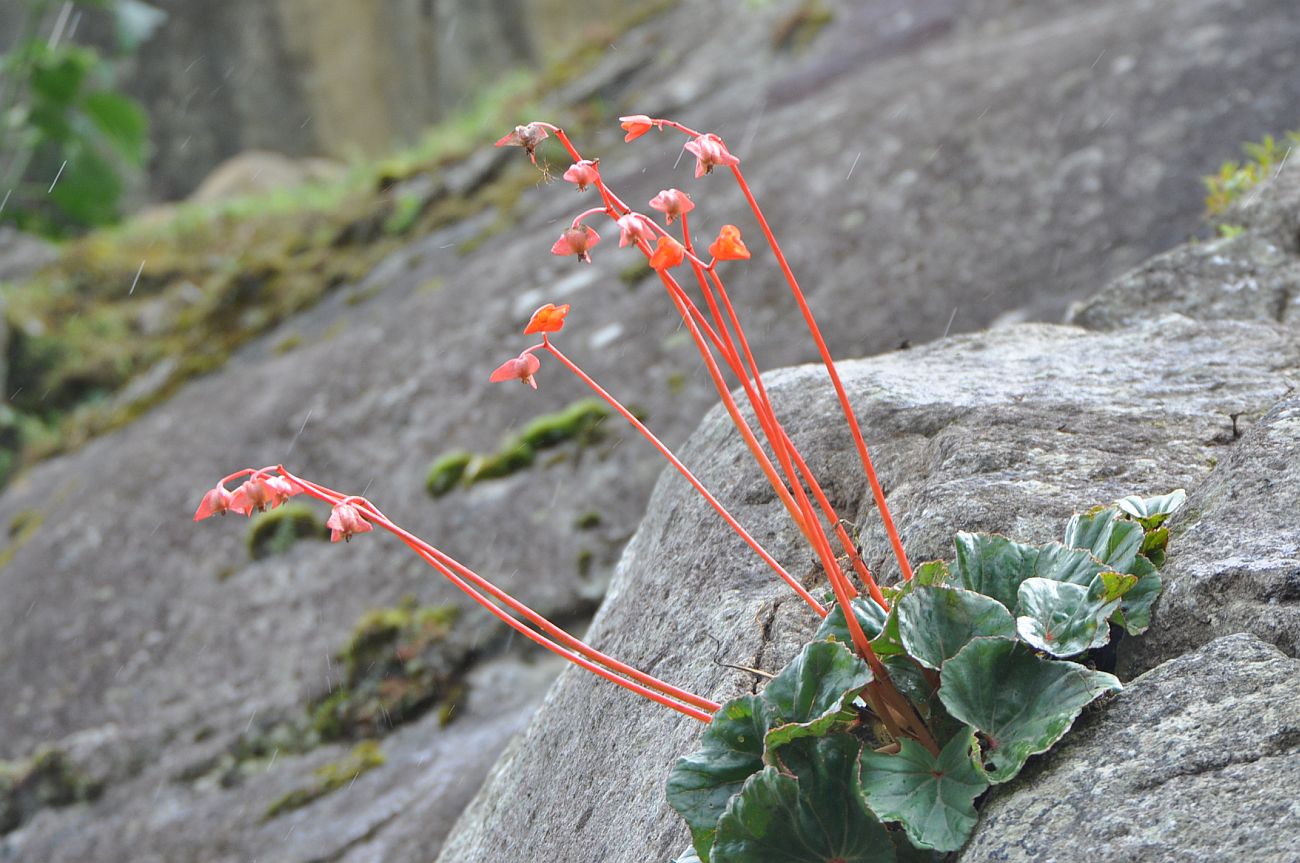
left=1202, top=129, right=1299, bottom=221
left=194, top=114, right=1185, bottom=857
left=0, top=0, right=161, bottom=235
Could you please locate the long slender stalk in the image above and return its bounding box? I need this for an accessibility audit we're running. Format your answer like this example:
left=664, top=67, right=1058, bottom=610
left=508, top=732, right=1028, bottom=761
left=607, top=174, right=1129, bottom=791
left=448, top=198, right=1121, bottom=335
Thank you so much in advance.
left=542, top=341, right=826, bottom=617
left=729, top=165, right=914, bottom=582
left=274, top=468, right=718, bottom=721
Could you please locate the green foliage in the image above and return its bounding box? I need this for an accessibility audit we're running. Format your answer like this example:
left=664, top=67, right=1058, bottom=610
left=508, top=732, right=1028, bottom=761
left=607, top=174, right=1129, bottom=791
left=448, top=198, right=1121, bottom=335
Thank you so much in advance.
left=425, top=450, right=474, bottom=497
left=427, top=399, right=615, bottom=494
left=245, top=503, right=327, bottom=560
left=309, top=598, right=462, bottom=741
left=0, top=0, right=153, bottom=235
left=263, top=740, right=385, bottom=820
left=0, top=747, right=102, bottom=836
left=1203, top=130, right=1300, bottom=217
left=668, top=492, right=1184, bottom=861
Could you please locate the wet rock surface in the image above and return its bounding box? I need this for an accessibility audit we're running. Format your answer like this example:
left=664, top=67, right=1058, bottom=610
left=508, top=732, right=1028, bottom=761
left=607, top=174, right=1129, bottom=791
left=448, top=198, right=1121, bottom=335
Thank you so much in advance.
left=3, top=0, right=1300, bottom=860
left=960, top=634, right=1300, bottom=863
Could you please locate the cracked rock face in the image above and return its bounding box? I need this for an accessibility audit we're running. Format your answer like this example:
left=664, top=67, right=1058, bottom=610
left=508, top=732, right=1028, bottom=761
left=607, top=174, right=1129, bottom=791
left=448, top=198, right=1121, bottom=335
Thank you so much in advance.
left=960, top=634, right=1300, bottom=863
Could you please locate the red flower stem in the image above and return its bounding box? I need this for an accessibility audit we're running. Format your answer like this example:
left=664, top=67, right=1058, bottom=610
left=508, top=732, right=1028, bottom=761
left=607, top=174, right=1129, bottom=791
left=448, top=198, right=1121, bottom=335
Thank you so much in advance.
left=678, top=222, right=861, bottom=607
left=277, top=469, right=718, bottom=720
left=655, top=273, right=811, bottom=538
left=706, top=268, right=888, bottom=608
left=655, top=273, right=875, bottom=657
left=542, top=341, right=827, bottom=617
left=729, top=165, right=914, bottom=581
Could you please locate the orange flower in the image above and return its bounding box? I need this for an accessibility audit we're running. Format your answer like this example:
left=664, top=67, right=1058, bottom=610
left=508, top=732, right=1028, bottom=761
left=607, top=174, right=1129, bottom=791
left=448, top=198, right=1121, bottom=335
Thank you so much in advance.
left=562, top=159, right=600, bottom=191
left=708, top=225, right=750, bottom=261
left=489, top=351, right=542, bottom=389
left=648, top=236, right=685, bottom=271
left=619, top=114, right=655, bottom=142
left=193, top=483, right=236, bottom=521
left=524, top=303, right=570, bottom=335
left=326, top=502, right=373, bottom=543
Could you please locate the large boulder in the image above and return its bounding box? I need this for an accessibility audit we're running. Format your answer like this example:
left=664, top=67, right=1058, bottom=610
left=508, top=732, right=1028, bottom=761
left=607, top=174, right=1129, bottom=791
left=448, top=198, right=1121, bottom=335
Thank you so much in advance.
left=961, top=634, right=1300, bottom=863
left=4, top=1, right=1300, bottom=860
left=437, top=311, right=1300, bottom=860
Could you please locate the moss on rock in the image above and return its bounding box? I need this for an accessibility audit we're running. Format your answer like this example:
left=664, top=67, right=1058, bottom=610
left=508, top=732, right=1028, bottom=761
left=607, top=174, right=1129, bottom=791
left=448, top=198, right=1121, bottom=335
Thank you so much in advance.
left=245, top=503, right=328, bottom=560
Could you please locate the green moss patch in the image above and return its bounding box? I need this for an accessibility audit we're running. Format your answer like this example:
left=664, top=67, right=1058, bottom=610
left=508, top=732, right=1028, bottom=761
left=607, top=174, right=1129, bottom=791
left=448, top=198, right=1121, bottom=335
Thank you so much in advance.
left=427, top=399, right=614, bottom=495
left=309, top=599, right=463, bottom=741
left=246, top=503, right=328, bottom=560
left=0, top=748, right=102, bottom=835
left=263, top=740, right=385, bottom=820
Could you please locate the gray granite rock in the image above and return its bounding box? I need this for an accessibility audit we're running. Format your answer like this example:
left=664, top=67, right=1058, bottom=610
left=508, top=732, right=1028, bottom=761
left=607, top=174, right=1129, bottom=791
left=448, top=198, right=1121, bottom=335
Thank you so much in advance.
left=4, top=0, right=1300, bottom=860
left=436, top=315, right=1300, bottom=862
left=961, top=634, right=1300, bottom=863
left=1119, top=392, right=1300, bottom=678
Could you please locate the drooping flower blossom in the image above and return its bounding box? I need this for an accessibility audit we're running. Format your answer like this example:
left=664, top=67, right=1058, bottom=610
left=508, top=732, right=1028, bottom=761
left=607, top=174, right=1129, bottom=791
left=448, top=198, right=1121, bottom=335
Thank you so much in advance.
left=326, top=502, right=373, bottom=543
left=616, top=213, right=656, bottom=248
left=524, top=303, right=570, bottom=335
left=266, top=475, right=301, bottom=508
left=193, top=483, right=236, bottom=521
left=494, top=123, right=549, bottom=164
left=619, top=114, right=655, bottom=142
left=683, top=133, right=739, bottom=178
left=230, top=476, right=275, bottom=515
left=648, top=236, right=685, bottom=271
left=550, top=224, right=601, bottom=263
left=562, top=159, right=600, bottom=191
left=648, top=189, right=695, bottom=224
left=708, top=225, right=751, bottom=261
left=489, top=351, right=543, bottom=389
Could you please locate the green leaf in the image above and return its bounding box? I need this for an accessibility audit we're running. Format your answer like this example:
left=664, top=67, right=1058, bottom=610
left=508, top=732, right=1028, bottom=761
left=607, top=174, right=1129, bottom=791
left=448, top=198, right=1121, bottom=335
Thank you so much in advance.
left=859, top=727, right=989, bottom=852
left=762, top=641, right=872, bottom=751
left=1096, top=571, right=1139, bottom=603
left=913, top=560, right=950, bottom=586
left=30, top=50, right=93, bottom=108
left=814, top=597, right=889, bottom=646
left=896, top=585, right=1016, bottom=670
left=49, top=145, right=123, bottom=226
left=1015, top=578, right=1117, bottom=657
left=1032, top=542, right=1108, bottom=586
left=1115, top=489, right=1186, bottom=529
left=81, top=90, right=148, bottom=166
left=666, top=696, right=768, bottom=861
left=938, top=637, right=1121, bottom=783
left=1111, top=554, right=1161, bottom=635
left=1062, top=508, right=1142, bottom=573
left=951, top=532, right=1040, bottom=609
left=712, top=736, right=895, bottom=863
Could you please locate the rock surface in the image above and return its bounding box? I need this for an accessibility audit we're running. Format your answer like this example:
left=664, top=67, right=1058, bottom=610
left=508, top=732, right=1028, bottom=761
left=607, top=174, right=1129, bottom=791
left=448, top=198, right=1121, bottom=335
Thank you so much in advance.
left=3, top=1, right=1300, bottom=860
left=961, top=634, right=1300, bottom=863
left=437, top=311, right=1300, bottom=860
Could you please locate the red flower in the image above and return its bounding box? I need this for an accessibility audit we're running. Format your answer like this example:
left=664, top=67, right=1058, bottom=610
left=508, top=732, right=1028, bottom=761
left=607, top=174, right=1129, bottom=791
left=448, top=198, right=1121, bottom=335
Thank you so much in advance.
left=193, top=483, right=236, bottom=521
left=708, top=225, right=751, bottom=261
left=326, top=502, right=373, bottom=543
left=489, top=351, right=542, bottom=389
left=648, top=189, right=695, bottom=224
left=648, top=236, right=685, bottom=271
left=524, top=303, right=570, bottom=335
left=562, top=159, right=600, bottom=191
left=230, top=476, right=275, bottom=516
left=683, top=133, right=739, bottom=178
left=550, top=224, right=601, bottom=263
left=266, top=475, right=300, bottom=508
left=619, top=114, right=655, bottom=142
left=494, top=123, right=549, bottom=164
left=616, top=213, right=656, bottom=248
